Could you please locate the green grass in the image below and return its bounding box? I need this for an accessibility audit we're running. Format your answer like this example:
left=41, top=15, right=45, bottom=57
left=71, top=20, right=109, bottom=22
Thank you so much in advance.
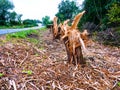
left=40, top=26, right=47, bottom=31
left=0, top=25, right=25, bottom=29
left=6, top=27, right=47, bottom=45
left=6, top=26, right=47, bottom=39
left=27, top=38, right=39, bottom=45
left=6, top=29, right=39, bottom=39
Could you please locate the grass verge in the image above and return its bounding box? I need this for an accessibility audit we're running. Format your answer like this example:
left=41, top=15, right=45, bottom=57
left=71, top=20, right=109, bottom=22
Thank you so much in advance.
left=5, top=27, right=47, bottom=45
left=6, top=27, right=46, bottom=39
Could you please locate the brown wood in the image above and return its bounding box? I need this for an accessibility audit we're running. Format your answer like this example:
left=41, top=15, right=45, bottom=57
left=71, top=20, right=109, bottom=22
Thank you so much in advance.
left=63, top=37, right=85, bottom=65
left=75, top=46, right=85, bottom=65
left=52, top=11, right=87, bottom=65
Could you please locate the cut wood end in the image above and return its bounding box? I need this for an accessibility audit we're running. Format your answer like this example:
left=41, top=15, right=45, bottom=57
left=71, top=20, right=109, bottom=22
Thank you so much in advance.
left=82, top=10, right=86, bottom=14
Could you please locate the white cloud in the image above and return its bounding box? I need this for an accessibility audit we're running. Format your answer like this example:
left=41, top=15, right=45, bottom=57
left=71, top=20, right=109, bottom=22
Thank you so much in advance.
left=11, top=0, right=84, bottom=21
left=12, top=0, right=61, bottom=20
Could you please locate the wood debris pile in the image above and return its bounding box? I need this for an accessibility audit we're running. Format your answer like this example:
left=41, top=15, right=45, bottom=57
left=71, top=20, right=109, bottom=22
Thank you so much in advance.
left=0, top=33, right=120, bottom=89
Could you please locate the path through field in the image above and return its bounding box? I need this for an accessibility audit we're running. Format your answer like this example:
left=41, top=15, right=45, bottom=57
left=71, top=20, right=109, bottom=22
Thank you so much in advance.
left=0, top=29, right=120, bottom=90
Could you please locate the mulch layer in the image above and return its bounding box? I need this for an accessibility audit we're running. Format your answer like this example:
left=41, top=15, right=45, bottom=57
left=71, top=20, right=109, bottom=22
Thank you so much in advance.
left=0, top=30, right=120, bottom=90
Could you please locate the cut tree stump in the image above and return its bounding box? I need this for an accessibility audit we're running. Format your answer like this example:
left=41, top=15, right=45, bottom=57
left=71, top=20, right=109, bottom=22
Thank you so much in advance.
left=75, top=46, right=86, bottom=65
left=63, top=37, right=86, bottom=65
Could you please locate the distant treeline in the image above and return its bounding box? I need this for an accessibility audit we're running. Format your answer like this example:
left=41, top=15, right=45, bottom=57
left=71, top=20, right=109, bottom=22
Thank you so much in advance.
left=0, top=0, right=41, bottom=27
left=54, top=0, right=120, bottom=46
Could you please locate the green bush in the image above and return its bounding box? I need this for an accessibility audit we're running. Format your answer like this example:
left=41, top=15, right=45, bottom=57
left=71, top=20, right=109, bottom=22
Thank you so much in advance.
left=107, top=2, right=120, bottom=27
left=42, top=16, right=52, bottom=26
left=23, top=19, right=38, bottom=28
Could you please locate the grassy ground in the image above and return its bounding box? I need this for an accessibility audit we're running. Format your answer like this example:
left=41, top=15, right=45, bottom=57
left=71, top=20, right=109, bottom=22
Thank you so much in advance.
left=0, top=25, right=40, bottom=29
left=6, top=27, right=46, bottom=37
left=0, top=25, right=25, bottom=29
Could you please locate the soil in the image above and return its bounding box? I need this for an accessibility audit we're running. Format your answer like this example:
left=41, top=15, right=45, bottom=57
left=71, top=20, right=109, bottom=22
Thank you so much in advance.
left=0, top=29, right=120, bottom=90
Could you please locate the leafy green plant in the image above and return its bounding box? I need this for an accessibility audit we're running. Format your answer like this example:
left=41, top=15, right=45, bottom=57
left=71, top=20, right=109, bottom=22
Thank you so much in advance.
left=0, top=73, right=4, bottom=77
left=22, top=70, right=33, bottom=75
left=107, top=2, right=120, bottom=26
left=118, top=82, right=120, bottom=87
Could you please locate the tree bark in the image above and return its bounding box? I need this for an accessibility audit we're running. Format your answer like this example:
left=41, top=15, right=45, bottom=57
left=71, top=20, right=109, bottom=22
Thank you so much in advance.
left=75, top=46, right=85, bottom=65
left=63, top=38, right=85, bottom=65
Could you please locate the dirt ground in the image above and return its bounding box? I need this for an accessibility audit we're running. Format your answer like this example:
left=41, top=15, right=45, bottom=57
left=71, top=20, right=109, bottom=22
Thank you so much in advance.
left=0, top=29, right=120, bottom=90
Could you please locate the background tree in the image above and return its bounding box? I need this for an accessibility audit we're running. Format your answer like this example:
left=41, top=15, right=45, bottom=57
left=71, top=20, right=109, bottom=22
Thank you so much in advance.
left=8, top=11, right=18, bottom=25
left=80, top=0, right=119, bottom=30
left=82, top=0, right=109, bottom=24
left=79, top=0, right=120, bottom=46
left=56, top=0, right=80, bottom=23
left=23, top=19, right=39, bottom=27
left=0, top=0, right=14, bottom=25
left=107, top=2, right=120, bottom=27
left=16, top=14, right=23, bottom=25
left=42, top=16, right=52, bottom=26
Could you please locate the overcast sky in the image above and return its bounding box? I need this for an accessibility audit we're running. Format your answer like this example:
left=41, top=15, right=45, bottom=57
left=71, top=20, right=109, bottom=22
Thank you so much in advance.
left=10, top=0, right=83, bottom=21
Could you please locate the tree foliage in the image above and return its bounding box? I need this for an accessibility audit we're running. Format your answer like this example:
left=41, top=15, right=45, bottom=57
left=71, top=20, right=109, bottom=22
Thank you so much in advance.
left=23, top=19, right=39, bottom=27
left=79, top=0, right=120, bottom=30
left=0, top=0, right=14, bottom=25
left=81, top=0, right=110, bottom=25
left=8, top=11, right=22, bottom=25
left=0, top=0, right=24, bottom=26
left=107, top=2, right=120, bottom=26
left=56, top=0, right=79, bottom=23
left=42, top=16, right=52, bottom=26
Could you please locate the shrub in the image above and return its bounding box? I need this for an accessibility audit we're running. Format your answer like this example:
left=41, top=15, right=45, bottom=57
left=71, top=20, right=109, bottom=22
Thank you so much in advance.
left=23, top=19, right=38, bottom=27
left=97, top=28, right=120, bottom=46
left=107, top=2, right=120, bottom=27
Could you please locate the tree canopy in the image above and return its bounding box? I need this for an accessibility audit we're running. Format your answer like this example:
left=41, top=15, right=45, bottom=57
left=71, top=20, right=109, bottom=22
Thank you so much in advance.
left=107, top=2, right=120, bottom=27
left=42, top=16, right=52, bottom=26
left=0, top=0, right=14, bottom=25
left=56, top=0, right=80, bottom=23
left=23, top=19, right=40, bottom=27
left=81, top=0, right=120, bottom=27
left=0, top=0, right=40, bottom=27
